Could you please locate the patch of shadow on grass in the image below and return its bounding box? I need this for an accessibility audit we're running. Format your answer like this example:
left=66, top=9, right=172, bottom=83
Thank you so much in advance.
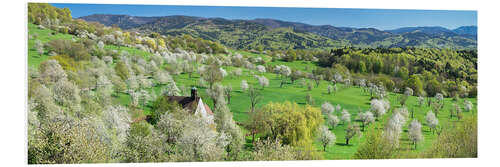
left=335, top=143, right=351, bottom=146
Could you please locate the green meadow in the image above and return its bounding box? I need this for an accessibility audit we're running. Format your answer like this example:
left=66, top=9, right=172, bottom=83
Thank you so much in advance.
left=27, top=23, right=477, bottom=160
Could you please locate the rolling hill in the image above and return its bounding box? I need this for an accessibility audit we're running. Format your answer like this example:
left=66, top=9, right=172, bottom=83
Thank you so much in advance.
left=79, top=14, right=161, bottom=29
left=79, top=14, right=477, bottom=50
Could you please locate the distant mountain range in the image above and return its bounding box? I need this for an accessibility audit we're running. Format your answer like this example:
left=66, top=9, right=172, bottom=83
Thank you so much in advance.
left=79, top=14, right=477, bottom=50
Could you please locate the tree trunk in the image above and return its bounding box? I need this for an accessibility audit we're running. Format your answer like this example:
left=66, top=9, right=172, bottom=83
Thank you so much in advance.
left=323, top=144, right=327, bottom=151
left=252, top=132, right=256, bottom=143
left=346, top=138, right=349, bottom=145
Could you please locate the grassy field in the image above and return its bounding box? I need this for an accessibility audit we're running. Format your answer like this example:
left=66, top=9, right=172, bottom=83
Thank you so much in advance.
left=27, top=24, right=477, bottom=160
left=27, top=23, right=74, bottom=69
left=171, top=67, right=477, bottom=159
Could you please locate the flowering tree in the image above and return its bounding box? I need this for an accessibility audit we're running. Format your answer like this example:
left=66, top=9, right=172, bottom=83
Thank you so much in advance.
left=39, top=60, right=67, bottom=85
left=425, top=111, right=439, bottom=134
left=384, top=110, right=407, bottom=145
left=256, top=65, right=266, bottom=73
left=371, top=99, right=390, bottom=119
left=358, top=111, right=375, bottom=131
left=327, top=85, right=333, bottom=94
left=35, top=39, right=44, bottom=56
left=275, top=65, right=291, bottom=88
left=418, top=95, right=425, bottom=106
left=321, top=102, right=335, bottom=114
left=327, top=113, right=340, bottom=128
left=199, top=64, right=225, bottom=89
left=255, top=75, right=269, bottom=89
left=341, top=109, right=351, bottom=124
left=52, top=79, right=81, bottom=112
left=97, top=40, right=105, bottom=50
left=213, top=101, right=244, bottom=160
left=464, top=100, right=473, bottom=113
left=345, top=124, right=360, bottom=145
left=317, top=125, right=336, bottom=151
left=177, top=115, right=226, bottom=161
left=165, top=81, right=181, bottom=96
left=408, top=120, right=423, bottom=149
left=240, top=80, right=249, bottom=91
left=251, top=138, right=296, bottom=161
left=154, top=70, right=173, bottom=85
left=232, top=68, right=242, bottom=78
left=96, top=75, right=114, bottom=105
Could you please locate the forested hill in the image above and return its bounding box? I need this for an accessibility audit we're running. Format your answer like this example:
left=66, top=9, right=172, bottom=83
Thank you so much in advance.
left=78, top=14, right=161, bottom=29
left=79, top=14, right=477, bottom=50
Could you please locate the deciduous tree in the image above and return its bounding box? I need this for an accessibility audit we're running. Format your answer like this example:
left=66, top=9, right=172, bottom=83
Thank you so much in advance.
left=317, top=125, right=336, bottom=151
left=408, top=120, right=423, bottom=149
left=345, top=123, right=360, bottom=145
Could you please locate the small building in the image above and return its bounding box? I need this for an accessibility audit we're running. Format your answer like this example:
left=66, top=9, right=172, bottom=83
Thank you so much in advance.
left=166, top=87, right=214, bottom=122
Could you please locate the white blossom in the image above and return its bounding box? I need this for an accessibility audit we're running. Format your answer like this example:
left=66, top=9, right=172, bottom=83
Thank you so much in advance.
left=39, top=60, right=67, bottom=84
left=255, top=75, right=269, bottom=88
left=321, top=102, right=335, bottom=114
left=408, top=120, right=423, bottom=148
left=425, top=111, right=439, bottom=130
left=464, top=100, right=473, bottom=112
left=317, top=125, right=336, bottom=151
left=240, top=80, right=249, bottom=91
left=327, top=114, right=340, bottom=128
left=256, top=65, right=266, bottom=73
left=371, top=99, right=389, bottom=118
left=341, top=109, right=351, bottom=124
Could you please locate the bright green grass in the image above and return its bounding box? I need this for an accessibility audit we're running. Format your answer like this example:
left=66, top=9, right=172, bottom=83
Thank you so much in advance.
left=268, top=60, right=317, bottom=73
left=230, top=49, right=322, bottom=73
left=171, top=66, right=477, bottom=159
left=28, top=23, right=477, bottom=160
left=27, top=23, right=74, bottom=68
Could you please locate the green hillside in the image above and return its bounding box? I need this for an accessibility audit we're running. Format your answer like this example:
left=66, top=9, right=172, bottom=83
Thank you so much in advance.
left=27, top=3, right=478, bottom=164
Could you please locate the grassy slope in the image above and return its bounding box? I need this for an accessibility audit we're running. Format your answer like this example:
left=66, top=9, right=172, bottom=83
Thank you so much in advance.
left=27, top=23, right=478, bottom=160
left=27, top=23, right=74, bottom=69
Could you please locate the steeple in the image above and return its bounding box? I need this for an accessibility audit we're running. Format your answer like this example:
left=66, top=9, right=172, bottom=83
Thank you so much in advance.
left=191, top=86, right=197, bottom=98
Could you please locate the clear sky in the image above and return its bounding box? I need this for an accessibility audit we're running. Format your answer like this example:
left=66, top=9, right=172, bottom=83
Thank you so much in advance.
left=51, top=3, right=477, bottom=30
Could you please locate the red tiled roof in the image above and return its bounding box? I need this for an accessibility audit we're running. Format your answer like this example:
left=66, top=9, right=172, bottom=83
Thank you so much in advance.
left=204, top=103, right=213, bottom=115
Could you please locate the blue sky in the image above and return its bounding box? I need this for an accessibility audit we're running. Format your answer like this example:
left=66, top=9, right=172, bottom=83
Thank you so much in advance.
left=51, top=3, right=477, bottom=30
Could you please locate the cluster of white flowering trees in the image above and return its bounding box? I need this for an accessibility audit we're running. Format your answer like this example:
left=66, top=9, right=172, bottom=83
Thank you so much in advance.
left=29, top=59, right=132, bottom=163
left=370, top=99, right=390, bottom=119
left=28, top=7, right=478, bottom=161
left=425, top=111, right=439, bottom=133
left=28, top=30, right=254, bottom=163
left=384, top=108, right=409, bottom=146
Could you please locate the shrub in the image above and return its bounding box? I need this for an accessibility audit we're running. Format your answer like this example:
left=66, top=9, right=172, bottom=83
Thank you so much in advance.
left=150, top=96, right=181, bottom=125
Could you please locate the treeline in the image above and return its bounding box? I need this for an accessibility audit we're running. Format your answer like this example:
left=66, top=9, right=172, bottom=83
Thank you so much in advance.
left=269, top=47, right=477, bottom=98
left=28, top=3, right=227, bottom=55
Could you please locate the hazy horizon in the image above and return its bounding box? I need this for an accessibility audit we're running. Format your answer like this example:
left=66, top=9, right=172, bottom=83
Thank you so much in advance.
left=51, top=3, right=477, bottom=30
